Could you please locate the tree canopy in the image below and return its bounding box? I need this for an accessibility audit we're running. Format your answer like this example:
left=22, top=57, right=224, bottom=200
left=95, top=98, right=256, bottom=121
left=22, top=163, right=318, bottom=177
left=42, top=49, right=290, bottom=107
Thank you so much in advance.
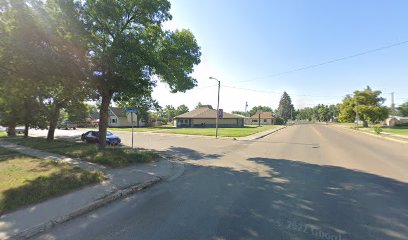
left=0, top=0, right=89, bottom=139
left=79, top=0, right=201, bottom=148
left=398, top=101, right=408, bottom=117
left=248, top=106, right=273, bottom=117
left=339, top=86, right=388, bottom=127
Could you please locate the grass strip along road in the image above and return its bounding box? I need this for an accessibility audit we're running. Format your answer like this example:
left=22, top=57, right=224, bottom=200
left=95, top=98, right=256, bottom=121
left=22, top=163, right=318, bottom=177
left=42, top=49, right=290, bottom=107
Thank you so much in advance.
left=0, top=146, right=104, bottom=214
left=334, top=123, right=408, bottom=136
left=5, top=137, right=159, bottom=167
left=160, top=125, right=281, bottom=137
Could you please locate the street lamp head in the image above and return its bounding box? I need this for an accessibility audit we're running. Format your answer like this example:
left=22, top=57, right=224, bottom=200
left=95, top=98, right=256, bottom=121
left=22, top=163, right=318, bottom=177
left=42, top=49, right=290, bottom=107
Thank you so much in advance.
left=209, top=76, right=219, bottom=82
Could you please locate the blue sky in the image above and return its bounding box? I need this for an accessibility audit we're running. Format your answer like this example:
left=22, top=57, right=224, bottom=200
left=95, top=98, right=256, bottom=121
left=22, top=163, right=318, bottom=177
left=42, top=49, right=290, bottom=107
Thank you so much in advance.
left=153, top=0, right=408, bottom=112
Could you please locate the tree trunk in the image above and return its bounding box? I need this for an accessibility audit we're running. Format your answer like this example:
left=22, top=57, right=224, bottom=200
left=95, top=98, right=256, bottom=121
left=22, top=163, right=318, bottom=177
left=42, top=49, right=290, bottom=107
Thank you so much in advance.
left=7, top=124, right=16, bottom=137
left=98, top=92, right=113, bottom=149
left=362, top=120, right=368, bottom=128
left=136, top=114, right=140, bottom=127
left=47, top=105, right=60, bottom=141
left=24, top=123, right=29, bottom=138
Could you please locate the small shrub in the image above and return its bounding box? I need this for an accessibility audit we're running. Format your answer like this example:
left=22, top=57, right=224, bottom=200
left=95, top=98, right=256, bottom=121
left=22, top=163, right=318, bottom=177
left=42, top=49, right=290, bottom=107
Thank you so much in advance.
left=374, top=126, right=383, bottom=135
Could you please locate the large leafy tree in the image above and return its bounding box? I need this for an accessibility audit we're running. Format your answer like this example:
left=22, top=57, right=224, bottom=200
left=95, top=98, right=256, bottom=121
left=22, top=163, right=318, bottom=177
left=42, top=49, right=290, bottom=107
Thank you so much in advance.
left=296, top=107, right=314, bottom=121
left=176, top=104, right=189, bottom=115
left=328, top=104, right=339, bottom=120
left=0, top=0, right=89, bottom=140
left=41, top=0, right=90, bottom=141
left=398, top=101, right=408, bottom=117
left=117, top=95, right=160, bottom=127
left=248, top=106, right=273, bottom=117
left=195, top=102, right=204, bottom=109
left=159, top=105, right=177, bottom=123
left=339, top=86, right=388, bottom=127
left=277, top=92, right=295, bottom=122
left=0, top=0, right=48, bottom=136
left=316, top=104, right=330, bottom=122
left=66, top=102, right=97, bottom=123
left=79, top=0, right=201, bottom=148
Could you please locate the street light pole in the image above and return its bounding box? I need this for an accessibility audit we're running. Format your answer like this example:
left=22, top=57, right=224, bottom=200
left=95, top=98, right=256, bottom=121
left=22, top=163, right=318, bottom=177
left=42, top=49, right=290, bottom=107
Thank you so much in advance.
left=209, top=77, right=220, bottom=138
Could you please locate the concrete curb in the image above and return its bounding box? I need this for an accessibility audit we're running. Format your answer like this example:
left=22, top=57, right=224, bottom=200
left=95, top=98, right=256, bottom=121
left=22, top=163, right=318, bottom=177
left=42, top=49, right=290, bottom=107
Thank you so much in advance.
left=250, top=125, right=288, bottom=140
left=109, top=126, right=288, bottom=141
left=9, top=178, right=161, bottom=240
left=236, top=125, right=287, bottom=141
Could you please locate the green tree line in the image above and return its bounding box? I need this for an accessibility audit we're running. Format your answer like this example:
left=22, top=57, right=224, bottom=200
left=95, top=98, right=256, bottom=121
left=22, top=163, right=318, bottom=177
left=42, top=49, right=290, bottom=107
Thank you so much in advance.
left=0, top=0, right=201, bottom=148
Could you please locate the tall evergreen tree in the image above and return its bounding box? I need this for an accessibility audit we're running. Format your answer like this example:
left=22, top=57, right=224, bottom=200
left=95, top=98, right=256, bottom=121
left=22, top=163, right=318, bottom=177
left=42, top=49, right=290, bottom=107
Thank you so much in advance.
left=277, top=92, right=295, bottom=122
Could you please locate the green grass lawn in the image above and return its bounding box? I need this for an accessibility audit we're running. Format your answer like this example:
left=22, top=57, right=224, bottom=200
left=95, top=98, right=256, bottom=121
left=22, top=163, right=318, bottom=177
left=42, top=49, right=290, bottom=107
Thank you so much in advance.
left=0, top=132, right=6, bottom=137
left=161, top=125, right=281, bottom=137
left=334, top=123, right=408, bottom=136
left=108, top=126, right=174, bottom=132
left=0, top=146, right=104, bottom=214
left=372, top=126, right=408, bottom=136
left=5, top=137, right=159, bottom=167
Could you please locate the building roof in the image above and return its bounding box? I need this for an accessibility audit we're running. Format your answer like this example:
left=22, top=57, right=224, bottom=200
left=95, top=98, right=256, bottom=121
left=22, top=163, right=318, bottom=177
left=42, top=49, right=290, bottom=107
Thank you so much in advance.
left=109, top=107, right=127, bottom=117
left=175, top=105, right=244, bottom=119
left=89, top=113, right=99, bottom=120
left=250, top=112, right=275, bottom=119
left=388, top=116, right=408, bottom=120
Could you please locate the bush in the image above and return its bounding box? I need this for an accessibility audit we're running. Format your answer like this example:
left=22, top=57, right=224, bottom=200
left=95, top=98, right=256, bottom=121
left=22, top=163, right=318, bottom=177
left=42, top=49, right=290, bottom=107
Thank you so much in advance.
left=374, top=126, right=383, bottom=135
left=275, top=117, right=285, bottom=125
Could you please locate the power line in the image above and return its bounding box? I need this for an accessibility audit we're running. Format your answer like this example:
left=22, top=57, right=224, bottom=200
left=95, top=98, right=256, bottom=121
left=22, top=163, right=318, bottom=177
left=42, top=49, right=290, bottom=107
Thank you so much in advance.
left=195, top=84, right=217, bottom=89
left=229, top=40, right=408, bottom=84
left=222, top=84, right=347, bottom=98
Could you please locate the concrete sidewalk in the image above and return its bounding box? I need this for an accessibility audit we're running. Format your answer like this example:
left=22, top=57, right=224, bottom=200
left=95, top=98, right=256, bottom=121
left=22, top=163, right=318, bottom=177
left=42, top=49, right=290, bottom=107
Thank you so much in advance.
left=0, top=142, right=184, bottom=240
left=236, top=125, right=287, bottom=141
left=0, top=140, right=107, bottom=172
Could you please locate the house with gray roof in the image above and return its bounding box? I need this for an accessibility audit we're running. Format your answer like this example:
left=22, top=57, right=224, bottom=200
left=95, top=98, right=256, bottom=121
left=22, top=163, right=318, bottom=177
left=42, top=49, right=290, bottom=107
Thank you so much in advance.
left=173, top=105, right=244, bottom=128
left=250, top=112, right=276, bottom=125
left=108, top=107, right=144, bottom=127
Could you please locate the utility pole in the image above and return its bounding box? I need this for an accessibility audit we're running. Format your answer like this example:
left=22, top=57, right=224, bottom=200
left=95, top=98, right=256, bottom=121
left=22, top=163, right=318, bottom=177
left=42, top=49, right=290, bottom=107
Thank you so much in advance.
left=209, top=77, right=220, bottom=138
left=391, top=92, right=395, bottom=117
left=355, top=94, right=359, bottom=128
left=245, top=101, right=248, bottom=115
left=290, top=108, right=293, bottom=121
left=131, top=112, right=134, bottom=149
left=258, top=112, right=261, bottom=127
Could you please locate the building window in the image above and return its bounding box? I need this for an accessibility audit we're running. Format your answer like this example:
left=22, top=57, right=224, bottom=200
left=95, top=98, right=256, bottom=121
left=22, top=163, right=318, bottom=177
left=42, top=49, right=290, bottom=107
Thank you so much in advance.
left=252, top=119, right=258, bottom=122
left=263, top=119, right=267, bottom=123
left=111, top=118, right=117, bottom=124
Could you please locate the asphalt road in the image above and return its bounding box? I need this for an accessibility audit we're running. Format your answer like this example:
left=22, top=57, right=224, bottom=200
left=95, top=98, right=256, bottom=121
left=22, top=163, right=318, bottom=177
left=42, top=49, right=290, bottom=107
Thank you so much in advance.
left=32, top=124, right=408, bottom=240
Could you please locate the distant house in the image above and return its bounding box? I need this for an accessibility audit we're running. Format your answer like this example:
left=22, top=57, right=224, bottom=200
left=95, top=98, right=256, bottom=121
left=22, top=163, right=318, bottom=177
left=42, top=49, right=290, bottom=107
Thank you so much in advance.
left=108, top=107, right=144, bottom=127
left=385, top=116, right=408, bottom=126
left=250, top=112, right=275, bottom=125
left=88, top=113, right=100, bottom=127
left=234, top=114, right=252, bottom=125
left=173, top=105, right=244, bottom=128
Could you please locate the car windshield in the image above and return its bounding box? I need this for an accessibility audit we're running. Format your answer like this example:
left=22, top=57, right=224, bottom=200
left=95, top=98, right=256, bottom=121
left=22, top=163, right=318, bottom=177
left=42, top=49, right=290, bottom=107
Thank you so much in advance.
left=106, top=131, right=113, bottom=136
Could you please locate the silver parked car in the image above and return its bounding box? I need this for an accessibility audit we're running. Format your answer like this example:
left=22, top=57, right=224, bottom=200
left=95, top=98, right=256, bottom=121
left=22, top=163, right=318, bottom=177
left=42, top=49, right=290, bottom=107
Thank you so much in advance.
left=57, top=122, right=77, bottom=130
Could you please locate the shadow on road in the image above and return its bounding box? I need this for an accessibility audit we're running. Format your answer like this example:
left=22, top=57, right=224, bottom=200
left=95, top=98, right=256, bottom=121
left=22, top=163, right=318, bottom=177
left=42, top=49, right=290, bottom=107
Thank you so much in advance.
left=150, top=154, right=408, bottom=240
left=186, top=158, right=408, bottom=240
left=162, top=146, right=223, bottom=161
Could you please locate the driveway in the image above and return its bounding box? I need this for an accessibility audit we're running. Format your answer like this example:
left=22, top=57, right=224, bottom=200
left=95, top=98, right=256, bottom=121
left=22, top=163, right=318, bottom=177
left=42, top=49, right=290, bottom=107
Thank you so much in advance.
left=32, top=124, right=408, bottom=240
